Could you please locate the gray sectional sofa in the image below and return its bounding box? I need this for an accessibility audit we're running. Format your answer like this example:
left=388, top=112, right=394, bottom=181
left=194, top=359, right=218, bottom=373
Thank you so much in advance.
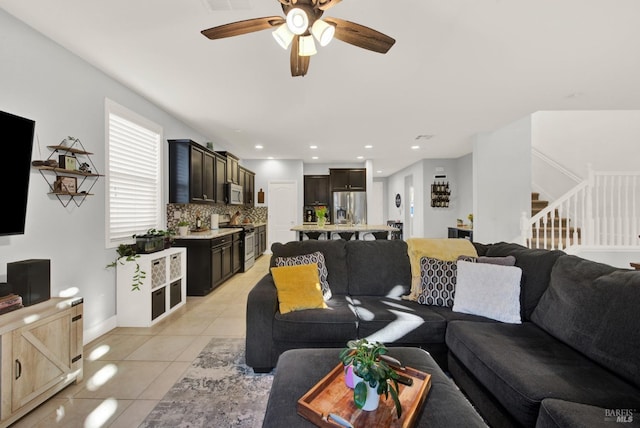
left=245, top=239, right=640, bottom=427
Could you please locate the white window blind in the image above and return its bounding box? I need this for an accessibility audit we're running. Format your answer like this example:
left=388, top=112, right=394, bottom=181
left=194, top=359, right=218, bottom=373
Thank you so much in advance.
left=106, top=100, right=162, bottom=246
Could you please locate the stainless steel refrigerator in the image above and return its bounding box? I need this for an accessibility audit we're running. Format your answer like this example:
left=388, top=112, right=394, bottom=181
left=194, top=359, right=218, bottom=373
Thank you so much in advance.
left=332, top=191, right=367, bottom=225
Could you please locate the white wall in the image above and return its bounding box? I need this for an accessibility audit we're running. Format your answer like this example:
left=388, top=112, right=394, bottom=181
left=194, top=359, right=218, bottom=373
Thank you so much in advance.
left=532, top=111, right=640, bottom=177
left=473, top=116, right=532, bottom=243
left=0, top=10, right=211, bottom=343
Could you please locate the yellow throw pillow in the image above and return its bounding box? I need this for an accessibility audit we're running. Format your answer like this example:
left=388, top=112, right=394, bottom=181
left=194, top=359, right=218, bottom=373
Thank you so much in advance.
left=404, top=238, right=478, bottom=301
left=271, top=263, right=328, bottom=314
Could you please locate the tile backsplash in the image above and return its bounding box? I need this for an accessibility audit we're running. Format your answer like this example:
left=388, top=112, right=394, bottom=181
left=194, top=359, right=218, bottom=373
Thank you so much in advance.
left=167, top=203, right=268, bottom=230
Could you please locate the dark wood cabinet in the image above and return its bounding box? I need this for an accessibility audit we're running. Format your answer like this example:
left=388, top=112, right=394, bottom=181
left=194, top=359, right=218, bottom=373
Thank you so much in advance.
left=304, top=175, right=330, bottom=205
left=329, top=168, right=366, bottom=191
left=214, top=153, right=227, bottom=203
left=448, top=227, right=473, bottom=242
left=258, top=225, right=267, bottom=255
left=173, top=232, right=238, bottom=296
left=232, top=232, right=242, bottom=273
left=169, top=139, right=221, bottom=204
left=239, top=167, right=256, bottom=207
left=217, top=151, right=240, bottom=184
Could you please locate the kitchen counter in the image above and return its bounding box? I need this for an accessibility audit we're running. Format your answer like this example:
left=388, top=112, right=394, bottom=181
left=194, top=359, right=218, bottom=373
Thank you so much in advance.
left=291, top=224, right=398, bottom=241
left=173, top=228, right=240, bottom=240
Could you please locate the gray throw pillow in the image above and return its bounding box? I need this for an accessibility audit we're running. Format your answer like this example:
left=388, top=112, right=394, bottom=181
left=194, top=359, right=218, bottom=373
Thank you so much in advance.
left=417, top=256, right=459, bottom=307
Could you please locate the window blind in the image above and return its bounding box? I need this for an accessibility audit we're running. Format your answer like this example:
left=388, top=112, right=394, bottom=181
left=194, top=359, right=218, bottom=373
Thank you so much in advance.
left=106, top=102, right=162, bottom=246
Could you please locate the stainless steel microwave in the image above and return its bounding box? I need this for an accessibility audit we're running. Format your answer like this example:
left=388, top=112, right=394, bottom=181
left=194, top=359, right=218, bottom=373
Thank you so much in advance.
left=227, top=183, right=244, bottom=205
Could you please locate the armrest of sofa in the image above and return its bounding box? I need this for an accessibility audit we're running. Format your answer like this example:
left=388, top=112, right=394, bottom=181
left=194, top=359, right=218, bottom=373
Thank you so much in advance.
left=245, top=273, right=279, bottom=372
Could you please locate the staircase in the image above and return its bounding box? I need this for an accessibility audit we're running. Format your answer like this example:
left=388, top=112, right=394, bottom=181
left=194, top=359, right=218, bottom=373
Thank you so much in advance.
left=529, top=193, right=581, bottom=249
left=522, top=168, right=640, bottom=251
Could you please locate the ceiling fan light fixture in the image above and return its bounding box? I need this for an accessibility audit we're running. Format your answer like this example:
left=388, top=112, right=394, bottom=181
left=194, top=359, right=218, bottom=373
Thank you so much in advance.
left=298, top=35, right=317, bottom=56
left=311, top=19, right=335, bottom=46
left=272, top=23, right=294, bottom=49
left=286, top=8, right=309, bottom=35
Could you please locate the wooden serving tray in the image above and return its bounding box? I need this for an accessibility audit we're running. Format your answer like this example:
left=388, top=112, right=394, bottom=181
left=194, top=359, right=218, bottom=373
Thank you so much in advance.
left=297, top=363, right=432, bottom=428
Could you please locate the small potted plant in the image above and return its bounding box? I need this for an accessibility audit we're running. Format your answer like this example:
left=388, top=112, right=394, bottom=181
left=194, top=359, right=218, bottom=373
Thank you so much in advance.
left=339, top=339, right=402, bottom=417
left=177, top=220, right=190, bottom=237
left=106, top=243, right=146, bottom=291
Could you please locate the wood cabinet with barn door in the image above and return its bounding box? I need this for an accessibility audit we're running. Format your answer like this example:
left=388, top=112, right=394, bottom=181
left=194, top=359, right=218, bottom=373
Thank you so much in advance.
left=0, top=298, right=83, bottom=427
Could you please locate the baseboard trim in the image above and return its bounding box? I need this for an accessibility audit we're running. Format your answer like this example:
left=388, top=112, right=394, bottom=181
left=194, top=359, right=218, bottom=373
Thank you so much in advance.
left=83, top=315, right=117, bottom=345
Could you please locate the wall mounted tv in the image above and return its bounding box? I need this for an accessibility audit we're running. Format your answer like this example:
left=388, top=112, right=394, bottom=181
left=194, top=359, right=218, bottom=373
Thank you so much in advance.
left=0, top=110, right=35, bottom=236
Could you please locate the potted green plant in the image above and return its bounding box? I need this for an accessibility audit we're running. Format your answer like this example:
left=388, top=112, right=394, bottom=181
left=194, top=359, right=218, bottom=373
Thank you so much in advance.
left=134, top=228, right=172, bottom=253
left=339, top=339, right=402, bottom=417
left=106, top=243, right=146, bottom=291
left=177, top=220, right=189, bottom=237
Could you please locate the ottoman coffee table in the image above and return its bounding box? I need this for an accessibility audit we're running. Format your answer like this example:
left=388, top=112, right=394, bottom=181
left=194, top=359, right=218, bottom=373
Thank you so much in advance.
left=262, top=347, right=487, bottom=427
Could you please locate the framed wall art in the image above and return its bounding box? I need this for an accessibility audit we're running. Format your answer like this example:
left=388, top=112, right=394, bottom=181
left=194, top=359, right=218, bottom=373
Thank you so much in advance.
left=55, top=176, right=77, bottom=194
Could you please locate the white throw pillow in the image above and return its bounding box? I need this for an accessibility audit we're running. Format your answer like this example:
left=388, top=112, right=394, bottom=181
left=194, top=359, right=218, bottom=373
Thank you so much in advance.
left=452, top=260, right=522, bottom=324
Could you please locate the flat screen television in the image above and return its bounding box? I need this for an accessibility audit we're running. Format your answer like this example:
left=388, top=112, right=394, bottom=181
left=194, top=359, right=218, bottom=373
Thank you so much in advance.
left=0, top=110, right=35, bottom=236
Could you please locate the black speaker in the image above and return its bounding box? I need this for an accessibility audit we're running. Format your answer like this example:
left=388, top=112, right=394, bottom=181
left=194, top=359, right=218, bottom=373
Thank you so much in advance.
left=7, top=259, right=51, bottom=306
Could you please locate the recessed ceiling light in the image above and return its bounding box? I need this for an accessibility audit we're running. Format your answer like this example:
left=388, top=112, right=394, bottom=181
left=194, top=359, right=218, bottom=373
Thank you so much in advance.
left=312, top=156, right=319, bottom=160
left=356, top=156, right=364, bottom=160
left=267, top=156, right=274, bottom=160
left=255, top=145, right=263, bottom=149
left=411, top=145, right=420, bottom=150
left=309, top=145, right=318, bottom=149
left=376, top=170, right=383, bottom=174
left=364, top=145, right=373, bottom=149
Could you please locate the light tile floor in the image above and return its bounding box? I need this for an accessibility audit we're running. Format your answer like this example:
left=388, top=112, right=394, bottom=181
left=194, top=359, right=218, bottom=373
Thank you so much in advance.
left=11, top=254, right=271, bottom=428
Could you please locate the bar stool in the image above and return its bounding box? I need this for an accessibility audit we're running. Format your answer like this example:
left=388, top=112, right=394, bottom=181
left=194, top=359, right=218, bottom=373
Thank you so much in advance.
left=371, top=231, right=389, bottom=240
left=333, top=231, right=355, bottom=241
left=304, top=232, right=323, bottom=240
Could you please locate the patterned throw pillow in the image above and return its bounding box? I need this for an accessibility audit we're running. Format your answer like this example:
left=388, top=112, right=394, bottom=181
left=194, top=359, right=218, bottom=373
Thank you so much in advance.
left=274, top=251, right=332, bottom=300
left=417, top=256, right=461, bottom=307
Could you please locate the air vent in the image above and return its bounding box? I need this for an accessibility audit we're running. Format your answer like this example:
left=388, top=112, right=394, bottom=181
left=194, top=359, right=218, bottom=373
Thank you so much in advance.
left=415, top=134, right=435, bottom=141
left=202, top=0, right=252, bottom=11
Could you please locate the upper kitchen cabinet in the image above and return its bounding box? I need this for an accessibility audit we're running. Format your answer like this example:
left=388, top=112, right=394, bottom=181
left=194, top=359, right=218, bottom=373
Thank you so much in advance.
left=214, top=153, right=227, bottom=204
left=329, top=168, right=366, bottom=191
left=169, top=139, right=217, bottom=204
left=304, top=175, right=330, bottom=205
left=217, top=151, right=239, bottom=184
left=239, top=166, right=255, bottom=207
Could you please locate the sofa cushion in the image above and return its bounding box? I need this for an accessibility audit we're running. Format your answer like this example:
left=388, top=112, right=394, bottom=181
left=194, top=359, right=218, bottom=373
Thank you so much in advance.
left=536, top=398, right=640, bottom=428
left=446, top=321, right=640, bottom=427
left=483, top=242, right=564, bottom=320
left=452, top=260, right=522, bottom=324
left=404, top=238, right=477, bottom=300
left=352, top=296, right=447, bottom=344
left=274, top=251, right=332, bottom=300
left=273, top=295, right=357, bottom=343
left=346, top=240, right=411, bottom=296
left=532, top=255, right=640, bottom=388
left=271, top=240, right=349, bottom=295
left=271, top=264, right=327, bottom=314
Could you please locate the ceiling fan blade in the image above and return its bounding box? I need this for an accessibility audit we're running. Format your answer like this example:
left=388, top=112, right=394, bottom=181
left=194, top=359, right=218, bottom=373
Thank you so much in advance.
left=316, top=0, right=342, bottom=11
left=201, top=16, right=285, bottom=40
left=324, top=17, right=395, bottom=54
left=290, top=36, right=310, bottom=77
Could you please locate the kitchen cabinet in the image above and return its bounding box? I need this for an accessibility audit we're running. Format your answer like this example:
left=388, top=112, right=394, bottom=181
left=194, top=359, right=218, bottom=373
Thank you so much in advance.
left=217, top=151, right=240, bottom=184
left=448, top=227, right=473, bottom=242
left=329, top=168, right=366, bottom=191
left=304, top=175, right=330, bottom=205
left=169, top=139, right=221, bottom=204
left=116, top=247, right=187, bottom=327
left=215, top=153, right=227, bottom=203
left=232, top=232, right=242, bottom=273
left=240, top=166, right=256, bottom=207
left=255, top=224, right=267, bottom=257
left=0, top=298, right=83, bottom=427
left=174, top=231, right=240, bottom=295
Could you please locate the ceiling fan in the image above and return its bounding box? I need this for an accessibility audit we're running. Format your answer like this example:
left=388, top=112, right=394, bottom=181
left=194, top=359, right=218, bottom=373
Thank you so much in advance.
left=201, top=0, right=395, bottom=77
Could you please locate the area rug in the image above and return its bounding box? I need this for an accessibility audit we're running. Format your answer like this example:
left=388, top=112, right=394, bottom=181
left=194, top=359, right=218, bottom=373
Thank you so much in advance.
left=140, top=338, right=274, bottom=428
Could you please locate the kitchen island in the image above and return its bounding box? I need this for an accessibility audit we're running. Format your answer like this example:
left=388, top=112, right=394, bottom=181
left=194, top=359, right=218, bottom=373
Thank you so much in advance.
left=291, top=224, right=399, bottom=241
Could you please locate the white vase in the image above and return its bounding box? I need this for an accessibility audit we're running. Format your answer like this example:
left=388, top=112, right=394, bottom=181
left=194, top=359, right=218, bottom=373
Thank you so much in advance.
left=178, top=226, right=189, bottom=236
left=352, top=374, right=380, bottom=411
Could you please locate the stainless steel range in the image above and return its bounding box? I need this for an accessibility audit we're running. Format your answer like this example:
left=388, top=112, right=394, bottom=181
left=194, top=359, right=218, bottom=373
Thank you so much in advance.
left=220, top=222, right=255, bottom=272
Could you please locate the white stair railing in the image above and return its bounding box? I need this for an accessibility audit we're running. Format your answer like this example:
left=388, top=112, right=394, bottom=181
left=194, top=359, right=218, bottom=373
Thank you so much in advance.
left=521, top=166, right=640, bottom=250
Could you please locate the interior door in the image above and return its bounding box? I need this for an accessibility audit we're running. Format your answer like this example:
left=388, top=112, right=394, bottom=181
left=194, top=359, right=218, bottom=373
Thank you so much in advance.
left=268, top=181, right=298, bottom=251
